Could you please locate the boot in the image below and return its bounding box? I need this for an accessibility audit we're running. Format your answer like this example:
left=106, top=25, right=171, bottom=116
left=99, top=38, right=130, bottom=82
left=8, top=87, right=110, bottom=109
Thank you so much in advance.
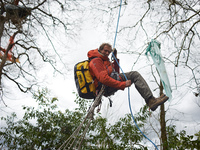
left=147, top=94, right=169, bottom=111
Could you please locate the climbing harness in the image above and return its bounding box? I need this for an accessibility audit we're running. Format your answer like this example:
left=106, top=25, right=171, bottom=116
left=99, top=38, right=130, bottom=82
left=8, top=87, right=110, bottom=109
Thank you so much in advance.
left=58, top=85, right=105, bottom=150
left=111, top=0, right=159, bottom=149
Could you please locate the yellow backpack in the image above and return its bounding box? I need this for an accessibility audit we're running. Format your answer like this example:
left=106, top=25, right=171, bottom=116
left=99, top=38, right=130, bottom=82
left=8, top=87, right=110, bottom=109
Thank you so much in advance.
left=74, top=60, right=96, bottom=99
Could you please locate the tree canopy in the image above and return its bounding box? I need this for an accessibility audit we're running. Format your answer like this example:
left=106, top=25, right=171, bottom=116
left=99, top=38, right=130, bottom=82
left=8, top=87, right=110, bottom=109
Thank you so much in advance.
left=1, top=89, right=199, bottom=149
left=0, top=0, right=83, bottom=102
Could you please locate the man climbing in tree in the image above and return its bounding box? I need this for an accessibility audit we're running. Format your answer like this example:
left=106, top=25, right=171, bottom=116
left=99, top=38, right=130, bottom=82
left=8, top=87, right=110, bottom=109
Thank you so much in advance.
left=88, top=43, right=169, bottom=111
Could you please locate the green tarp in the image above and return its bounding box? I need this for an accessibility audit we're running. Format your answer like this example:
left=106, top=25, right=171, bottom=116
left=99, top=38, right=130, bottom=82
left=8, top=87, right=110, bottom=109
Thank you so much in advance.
left=146, top=39, right=172, bottom=100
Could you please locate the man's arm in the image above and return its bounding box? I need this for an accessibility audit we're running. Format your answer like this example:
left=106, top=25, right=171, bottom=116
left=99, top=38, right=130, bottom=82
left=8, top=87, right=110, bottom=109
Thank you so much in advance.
left=90, top=58, right=126, bottom=90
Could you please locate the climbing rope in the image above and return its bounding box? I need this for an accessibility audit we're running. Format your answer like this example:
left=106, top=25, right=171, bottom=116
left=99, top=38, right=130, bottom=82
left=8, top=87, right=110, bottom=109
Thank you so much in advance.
left=111, top=0, right=159, bottom=149
left=58, top=85, right=105, bottom=150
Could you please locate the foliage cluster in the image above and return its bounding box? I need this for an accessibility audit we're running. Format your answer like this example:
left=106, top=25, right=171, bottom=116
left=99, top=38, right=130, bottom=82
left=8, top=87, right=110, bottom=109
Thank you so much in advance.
left=0, top=89, right=199, bottom=149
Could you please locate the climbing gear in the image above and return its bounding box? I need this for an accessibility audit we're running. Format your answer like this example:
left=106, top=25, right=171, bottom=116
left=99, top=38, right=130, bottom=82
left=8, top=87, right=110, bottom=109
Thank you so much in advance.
left=147, top=94, right=169, bottom=111
left=74, top=60, right=96, bottom=99
left=111, top=48, right=117, bottom=61
left=111, top=48, right=120, bottom=73
left=108, top=97, right=113, bottom=107
left=95, top=69, right=121, bottom=97
left=104, top=71, right=121, bottom=97
left=58, top=85, right=105, bottom=150
left=110, top=0, right=159, bottom=149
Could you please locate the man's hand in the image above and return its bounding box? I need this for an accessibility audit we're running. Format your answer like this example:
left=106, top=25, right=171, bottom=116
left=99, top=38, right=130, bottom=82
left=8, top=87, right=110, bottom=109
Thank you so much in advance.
left=125, top=80, right=131, bottom=87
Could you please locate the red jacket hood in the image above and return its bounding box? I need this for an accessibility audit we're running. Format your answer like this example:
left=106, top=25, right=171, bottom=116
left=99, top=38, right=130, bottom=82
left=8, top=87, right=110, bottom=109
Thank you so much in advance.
left=87, top=49, right=109, bottom=61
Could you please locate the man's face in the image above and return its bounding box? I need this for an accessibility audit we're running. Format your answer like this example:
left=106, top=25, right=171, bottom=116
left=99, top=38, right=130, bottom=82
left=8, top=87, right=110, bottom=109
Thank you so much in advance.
left=100, top=45, right=112, bottom=57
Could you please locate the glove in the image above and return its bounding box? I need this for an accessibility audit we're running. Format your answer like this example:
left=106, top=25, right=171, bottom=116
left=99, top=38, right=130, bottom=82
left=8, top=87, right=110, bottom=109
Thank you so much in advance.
left=111, top=48, right=117, bottom=61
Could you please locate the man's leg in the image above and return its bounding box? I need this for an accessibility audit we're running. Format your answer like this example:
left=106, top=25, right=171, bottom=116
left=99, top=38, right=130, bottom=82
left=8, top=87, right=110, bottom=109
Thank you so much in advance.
left=119, top=71, right=153, bottom=100
left=119, top=71, right=168, bottom=111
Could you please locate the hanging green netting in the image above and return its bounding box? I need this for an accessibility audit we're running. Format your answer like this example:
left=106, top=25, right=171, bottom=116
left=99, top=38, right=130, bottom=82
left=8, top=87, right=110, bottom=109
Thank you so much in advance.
left=146, top=39, right=172, bottom=101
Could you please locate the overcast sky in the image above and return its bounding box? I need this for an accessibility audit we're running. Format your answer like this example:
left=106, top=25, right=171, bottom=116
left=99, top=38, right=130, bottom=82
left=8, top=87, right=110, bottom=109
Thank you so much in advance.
left=1, top=1, right=199, bottom=149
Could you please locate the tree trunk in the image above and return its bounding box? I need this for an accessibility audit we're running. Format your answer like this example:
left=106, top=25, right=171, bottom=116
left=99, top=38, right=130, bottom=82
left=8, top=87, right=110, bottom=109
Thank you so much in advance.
left=0, top=16, right=5, bottom=45
left=160, top=81, right=168, bottom=150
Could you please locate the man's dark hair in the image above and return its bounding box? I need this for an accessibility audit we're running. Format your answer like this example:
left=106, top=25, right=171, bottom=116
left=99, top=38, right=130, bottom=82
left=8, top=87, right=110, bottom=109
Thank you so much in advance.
left=99, top=43, right=112, bottom=51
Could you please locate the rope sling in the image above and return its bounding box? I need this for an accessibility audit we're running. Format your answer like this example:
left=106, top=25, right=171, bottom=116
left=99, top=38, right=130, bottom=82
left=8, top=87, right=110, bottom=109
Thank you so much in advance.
left=58, top=85, right=105, bottom=150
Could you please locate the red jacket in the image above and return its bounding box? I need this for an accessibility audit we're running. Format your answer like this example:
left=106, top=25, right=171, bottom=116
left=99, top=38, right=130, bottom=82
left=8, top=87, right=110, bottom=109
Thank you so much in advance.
left=88, top=49, right=126, bottom=90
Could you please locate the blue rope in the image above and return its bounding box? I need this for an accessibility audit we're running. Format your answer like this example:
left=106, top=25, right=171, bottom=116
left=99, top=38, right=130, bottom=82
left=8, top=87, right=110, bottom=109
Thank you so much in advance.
left=112, top=1, right=159, bottom=149
left=112, top=0, right=122, bottom=49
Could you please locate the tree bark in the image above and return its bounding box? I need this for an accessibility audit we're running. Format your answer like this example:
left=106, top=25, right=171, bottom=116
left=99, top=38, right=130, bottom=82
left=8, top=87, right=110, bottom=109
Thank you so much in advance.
left=0, top=16, right=5, bottom=46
